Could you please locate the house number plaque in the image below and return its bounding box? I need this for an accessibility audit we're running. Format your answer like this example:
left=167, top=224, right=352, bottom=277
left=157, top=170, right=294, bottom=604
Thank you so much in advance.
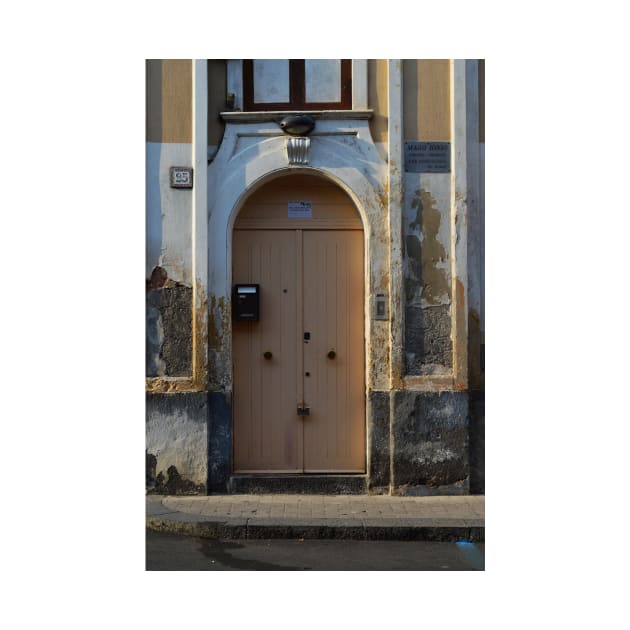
left=169, top=167, right=194, bottom=188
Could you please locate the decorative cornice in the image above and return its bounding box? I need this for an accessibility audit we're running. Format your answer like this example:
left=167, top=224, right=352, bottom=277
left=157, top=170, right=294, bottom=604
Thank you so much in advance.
left=221, top=109, right=373, bottom=123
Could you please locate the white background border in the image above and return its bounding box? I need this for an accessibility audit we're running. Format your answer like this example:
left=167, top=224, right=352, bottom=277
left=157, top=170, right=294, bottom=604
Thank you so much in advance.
left=4, top=2, right=629, bottom=628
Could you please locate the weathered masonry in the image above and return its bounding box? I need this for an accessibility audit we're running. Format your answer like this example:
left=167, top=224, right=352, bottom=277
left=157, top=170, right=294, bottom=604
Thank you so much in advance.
left=146, top=59, right=485, bottom=495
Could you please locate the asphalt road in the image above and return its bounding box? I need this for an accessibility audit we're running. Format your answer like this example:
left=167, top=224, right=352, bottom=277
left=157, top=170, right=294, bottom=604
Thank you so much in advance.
left=146, top=530, right=484, bottom=570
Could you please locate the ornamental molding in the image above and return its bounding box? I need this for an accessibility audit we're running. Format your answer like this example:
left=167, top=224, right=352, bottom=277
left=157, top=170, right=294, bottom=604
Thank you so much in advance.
left=220, top=109, right=373, bottom=123
left=287, top=137, right=310, bottom=165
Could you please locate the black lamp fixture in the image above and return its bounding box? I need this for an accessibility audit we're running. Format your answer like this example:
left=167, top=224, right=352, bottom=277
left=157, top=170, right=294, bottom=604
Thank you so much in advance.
left=278, top=114, right=316, bottom=136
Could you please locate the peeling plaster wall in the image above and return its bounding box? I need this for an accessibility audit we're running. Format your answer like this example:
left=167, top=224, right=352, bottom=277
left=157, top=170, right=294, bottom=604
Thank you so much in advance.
left=144, top=59, right=484, bottom=496
left=403, top=175, right=453, bottom=374
left=401, top=60, right=454, bottom=377
left=146, top=392, right=209, bottom=492
left=145, top=70, right=195, bottom=378
left=146, top=61, right=194, bottom=378
left=146, top=267, right=192, bottom=377
left=145, top=141, right=194, bottom=377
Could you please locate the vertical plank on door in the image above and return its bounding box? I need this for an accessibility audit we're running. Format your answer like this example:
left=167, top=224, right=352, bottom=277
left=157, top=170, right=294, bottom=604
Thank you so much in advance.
left=303, top=230, right=365, bottom=472
left=233, top=230, right=300, bottom=472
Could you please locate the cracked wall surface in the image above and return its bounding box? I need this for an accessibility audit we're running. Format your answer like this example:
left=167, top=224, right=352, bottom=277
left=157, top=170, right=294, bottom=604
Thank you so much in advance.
left=403, top=181, right=453, bottom=375
left=146, top=266, right=192, bottom=377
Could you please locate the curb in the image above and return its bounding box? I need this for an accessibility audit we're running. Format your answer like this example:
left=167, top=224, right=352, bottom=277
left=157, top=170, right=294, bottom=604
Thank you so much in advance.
left=146, top=516, right=484, bottom=542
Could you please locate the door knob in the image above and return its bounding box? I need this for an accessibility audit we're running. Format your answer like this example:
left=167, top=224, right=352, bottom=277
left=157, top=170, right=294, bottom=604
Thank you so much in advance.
left=263, top=351, right=273, bottom=360
left=327, top=350, right=336, bottom=359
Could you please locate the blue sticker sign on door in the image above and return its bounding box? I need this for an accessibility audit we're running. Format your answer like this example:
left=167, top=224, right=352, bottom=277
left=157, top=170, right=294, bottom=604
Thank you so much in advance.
left=288, top=200, right=313, bottom=219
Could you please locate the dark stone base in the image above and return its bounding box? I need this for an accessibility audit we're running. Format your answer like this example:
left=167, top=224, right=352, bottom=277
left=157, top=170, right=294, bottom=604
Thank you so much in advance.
left=208, top=391, right=232, bottom=493
left=147, top=387, right=480, bottom=497
left=392, top=390, right=469, bottom=492
left=227, top=475, right=367, bottom=495
left=367, top=390, right=391, bottom=491
left=469, top=390, right=485, bottom=494
left=393, top=479, right=469, bottom=496
left=146, top=517, right=484, bottom=542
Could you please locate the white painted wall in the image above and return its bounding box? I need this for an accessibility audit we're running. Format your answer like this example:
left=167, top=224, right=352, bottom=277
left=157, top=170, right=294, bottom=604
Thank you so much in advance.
left=145, top=141, right=193, bottom=284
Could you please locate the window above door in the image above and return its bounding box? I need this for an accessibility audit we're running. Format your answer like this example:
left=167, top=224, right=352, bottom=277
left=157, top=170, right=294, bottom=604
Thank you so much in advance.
left=242, top=60, right=352, bottom=111
left=220, top=58, right=360, bottom=114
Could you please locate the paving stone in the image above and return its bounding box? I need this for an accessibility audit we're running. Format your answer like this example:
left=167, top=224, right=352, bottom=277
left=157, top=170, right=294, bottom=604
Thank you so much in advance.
left=147, top=494, right=484, bottom=541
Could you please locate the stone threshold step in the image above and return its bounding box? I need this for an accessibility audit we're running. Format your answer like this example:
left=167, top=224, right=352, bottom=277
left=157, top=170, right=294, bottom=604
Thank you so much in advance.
left=227, top=474, right=367, bottom=495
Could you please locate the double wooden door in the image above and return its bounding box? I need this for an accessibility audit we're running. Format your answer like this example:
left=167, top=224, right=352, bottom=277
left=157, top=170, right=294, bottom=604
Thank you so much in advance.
left=232, top=228, right=365, bottom=473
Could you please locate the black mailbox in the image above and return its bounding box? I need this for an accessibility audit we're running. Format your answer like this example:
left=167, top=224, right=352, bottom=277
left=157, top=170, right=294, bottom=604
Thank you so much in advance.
left=233, top=284, right=259, bottom=321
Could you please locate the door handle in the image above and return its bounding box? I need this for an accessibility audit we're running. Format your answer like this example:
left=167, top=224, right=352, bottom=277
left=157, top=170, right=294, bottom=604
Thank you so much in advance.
left=263, top=351, right=273, bottom=360
left=327, top=350, right=336, bottom=359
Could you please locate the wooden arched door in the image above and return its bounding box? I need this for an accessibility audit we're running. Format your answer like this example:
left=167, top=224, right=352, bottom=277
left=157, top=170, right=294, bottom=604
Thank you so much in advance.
left=232, top=174, right=365, bottom=473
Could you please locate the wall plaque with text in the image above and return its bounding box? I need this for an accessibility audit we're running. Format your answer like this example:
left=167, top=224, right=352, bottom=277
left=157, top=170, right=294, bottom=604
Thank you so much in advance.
left=404, top=142, right=451, bottom=173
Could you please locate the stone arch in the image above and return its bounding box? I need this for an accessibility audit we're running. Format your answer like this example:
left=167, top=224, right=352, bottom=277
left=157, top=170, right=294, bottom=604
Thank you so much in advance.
left=209, top=154, right=388, bottom=388
left=204, top=117, right=389, bottom=491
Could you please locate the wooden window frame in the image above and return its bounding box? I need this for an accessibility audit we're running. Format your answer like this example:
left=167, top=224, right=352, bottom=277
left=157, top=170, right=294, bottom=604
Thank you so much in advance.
left=243, top=59, right=352, bottom=111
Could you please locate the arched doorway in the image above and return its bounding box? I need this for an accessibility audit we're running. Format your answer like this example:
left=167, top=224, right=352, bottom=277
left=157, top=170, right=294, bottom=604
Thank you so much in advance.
left=232, top=173, right=366, bottom=473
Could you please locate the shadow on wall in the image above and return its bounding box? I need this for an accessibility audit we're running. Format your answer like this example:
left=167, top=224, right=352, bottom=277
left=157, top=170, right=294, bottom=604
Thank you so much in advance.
left=146, top=144, right=163, bottom=279
left=146, top=60, right=163, bottom=279
left=146, top=450, right=204, bottom=495
left=468, top=391, right=485, bottom=494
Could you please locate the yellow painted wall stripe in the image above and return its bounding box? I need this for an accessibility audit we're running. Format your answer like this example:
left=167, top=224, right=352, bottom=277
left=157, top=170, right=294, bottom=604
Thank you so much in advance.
left=146, top=59, right=192, bottom=143
left=403, top=59, right=451, bottom=142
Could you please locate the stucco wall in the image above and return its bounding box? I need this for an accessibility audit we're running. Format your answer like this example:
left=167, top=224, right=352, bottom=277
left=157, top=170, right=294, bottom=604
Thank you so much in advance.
left=402, top=60, right=453, bottom=376
left=146, top=59, right=192, bottom=144
left=145, top=59, right=484, bottom=495
left=368, top=59, right=388, bottom=160
left=146, top=392, right=208, bottom=493
left=403, top=60, right=451, bottom=141
left=146, top=60, right=194, bottom=377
